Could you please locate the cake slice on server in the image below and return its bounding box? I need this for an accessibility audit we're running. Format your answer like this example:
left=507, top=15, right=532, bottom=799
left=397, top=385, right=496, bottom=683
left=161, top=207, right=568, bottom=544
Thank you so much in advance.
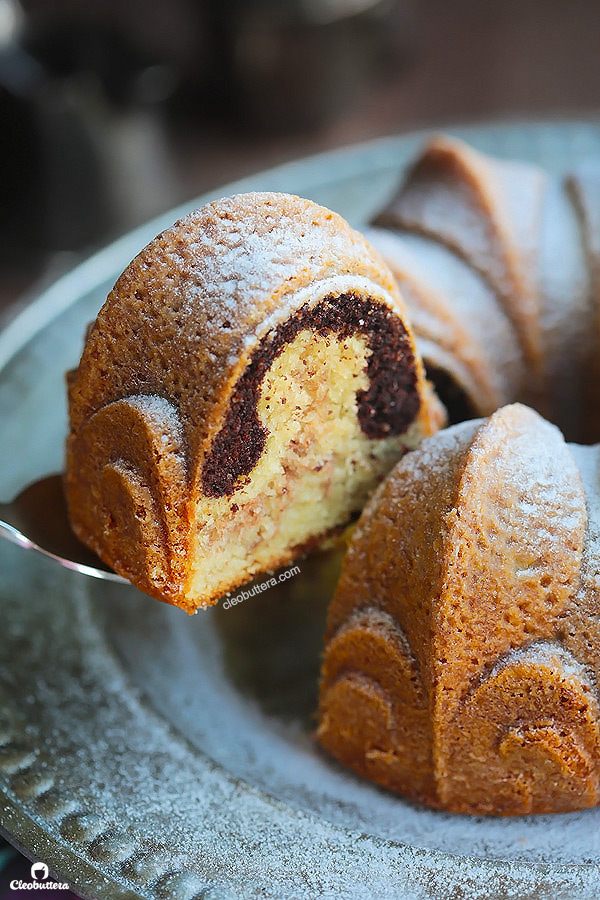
left=65, top=192, right=442, bottom=612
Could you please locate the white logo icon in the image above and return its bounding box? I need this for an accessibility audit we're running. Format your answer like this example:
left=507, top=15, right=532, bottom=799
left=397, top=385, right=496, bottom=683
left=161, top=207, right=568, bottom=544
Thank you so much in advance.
left=31, top=862, right=49, bottom=881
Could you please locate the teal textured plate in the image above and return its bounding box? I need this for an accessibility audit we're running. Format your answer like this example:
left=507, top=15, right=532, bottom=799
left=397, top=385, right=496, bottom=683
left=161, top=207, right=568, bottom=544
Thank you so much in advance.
left=1, top=121, right=600, bottom=900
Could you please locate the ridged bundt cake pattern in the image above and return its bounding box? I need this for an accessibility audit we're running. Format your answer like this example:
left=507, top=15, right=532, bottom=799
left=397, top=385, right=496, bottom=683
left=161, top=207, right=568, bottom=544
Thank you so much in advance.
left=65, top=192, right=442, bottom=612
left=318, top=404, right=600, bottom=815
left=368, top=135, right=597, bottom=440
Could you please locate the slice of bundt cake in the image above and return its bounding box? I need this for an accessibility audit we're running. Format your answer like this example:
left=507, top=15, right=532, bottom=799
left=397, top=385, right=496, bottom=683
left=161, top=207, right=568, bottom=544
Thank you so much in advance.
left=318, top=403, right=600, bottom=815
left=65, top=192, right=442, bottom=613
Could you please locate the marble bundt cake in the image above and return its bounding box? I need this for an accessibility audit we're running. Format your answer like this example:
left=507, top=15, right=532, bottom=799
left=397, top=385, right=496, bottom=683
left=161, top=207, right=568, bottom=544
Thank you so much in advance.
left=65, top=192, right=441, bottom=612
left=66, top=135, right=600, bottom=815
left=318, top=403, right=600, bottom=815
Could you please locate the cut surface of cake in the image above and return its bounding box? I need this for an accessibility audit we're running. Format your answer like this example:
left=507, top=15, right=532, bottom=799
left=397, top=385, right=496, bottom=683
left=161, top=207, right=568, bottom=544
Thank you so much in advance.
left=65, top=192, right=442, bottom=612
left=318, top=403, right=600, bottom=815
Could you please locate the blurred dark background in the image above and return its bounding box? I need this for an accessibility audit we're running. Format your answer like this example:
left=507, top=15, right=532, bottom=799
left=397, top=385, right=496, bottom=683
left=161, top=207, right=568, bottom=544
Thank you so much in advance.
left=1, top=0, right=600, bottom=324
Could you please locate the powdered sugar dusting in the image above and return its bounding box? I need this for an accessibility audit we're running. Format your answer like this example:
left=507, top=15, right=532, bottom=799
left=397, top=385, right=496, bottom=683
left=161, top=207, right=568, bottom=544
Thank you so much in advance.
left=172, top=193, right=389, bottom=327
left=89, top=580, right=600, bottom=873
left=367, top=227, right=525, bottom=411
left=488, top=639, right=595, bottom=685
left=72, top=191, right=404, bottom=476
left=571, top=444, right=600, bottom=564
left=126, top=393, right=182, bottom=431
left=1, top=535, right=599, bottom=899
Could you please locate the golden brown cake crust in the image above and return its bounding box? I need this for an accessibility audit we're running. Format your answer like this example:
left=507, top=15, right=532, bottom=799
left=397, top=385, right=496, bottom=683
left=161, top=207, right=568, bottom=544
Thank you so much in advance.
left=365, top=226, right=524, bottom=420
left=371, top=134, right=600, bottom=445
left=373, top=136, right=547, bottom=389
left=66, top=192, right=441, bottom=611
left=318, top=404, right=600, bottom=815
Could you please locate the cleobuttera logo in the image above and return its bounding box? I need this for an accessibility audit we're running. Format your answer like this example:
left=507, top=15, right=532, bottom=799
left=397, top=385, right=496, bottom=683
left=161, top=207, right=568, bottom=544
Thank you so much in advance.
left=31, top=863, right=49, bottom=880
left=9, top=859, right=69, bottom=891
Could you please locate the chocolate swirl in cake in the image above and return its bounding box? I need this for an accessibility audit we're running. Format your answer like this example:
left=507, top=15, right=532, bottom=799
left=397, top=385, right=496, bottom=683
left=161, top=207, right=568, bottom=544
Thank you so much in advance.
left=202, top=292, right=420, bottom=498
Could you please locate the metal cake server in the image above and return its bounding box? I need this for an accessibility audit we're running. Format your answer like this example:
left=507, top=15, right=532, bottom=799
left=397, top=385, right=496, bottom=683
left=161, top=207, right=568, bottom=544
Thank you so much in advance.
left=0, top=474, right=128, bottom=582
